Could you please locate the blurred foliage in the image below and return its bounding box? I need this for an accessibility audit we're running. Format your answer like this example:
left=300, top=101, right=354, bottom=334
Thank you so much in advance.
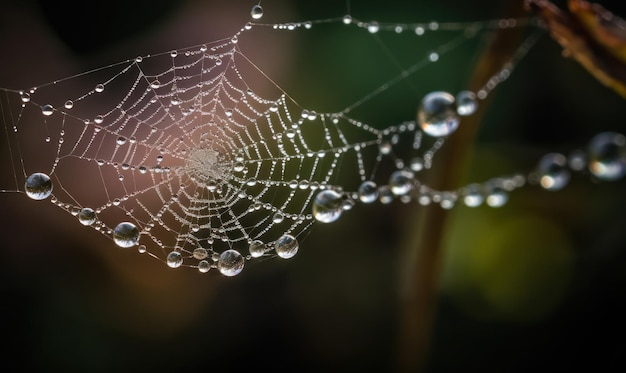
left=0, top=0, right=624, bottom=372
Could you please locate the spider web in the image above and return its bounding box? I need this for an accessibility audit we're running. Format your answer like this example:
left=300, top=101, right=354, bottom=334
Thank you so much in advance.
left=1, top=2, right=620, bottom=276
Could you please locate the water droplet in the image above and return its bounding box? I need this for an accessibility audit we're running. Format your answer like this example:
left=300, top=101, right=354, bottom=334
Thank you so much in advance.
left=462, top=184, right=484, bottom=207
left=225, top=109, right=233, bottom=117
left=116, top=137, right=127, bottom=145
left=410, top=157, right=424, bottom=172
left=20, top=92, right=31, bottom=103
left=233, top=161, right=245, bottom=172
left=250, top=4, right=263, bottom=19
left=249, top=240, right=265, bottom=258
left=367, top=21, right=380, bottom=33
left=94, top=115, right=104, bottom=124
left=486, top=185, right=508, bottom=207
left=193, top=248, right=208, bottom=260
left=218, top=249, right=245, bottom=276
left=41, top=104, right=54, bottom=116
left=95, top=84, right=105, bottom=93
left=138, top=245, right=147, bottom=254
left=312, top=189, right=344, bottom=223
left=418, top=91, right=459, bottom=137
left=389, top=170, right=415, bottom=196
left=198, top=260, right=211, bottom=273
left=231, top=36, right=239, bottom=44
left=378, top=185, right=394, bottom=204
left=166, top=251, right=183, bottom=268
left=150, top=80, right=161, bottom=89
left=113, top=222, right=140, bottom=248
left=537, top=153, right=570, bottom=191
left=588, top=132, right=626, bottom=181
left=170, top=96, right=181, bottom=106
left=78, top=207, right=97, bottom=225
left=273, top=213, right=285, bottom=223
left=358, top=180, right=378, bottom=203
left=379, top=140, right=392, bottom=155
left=342, top=15, right=352, bottom=24
left=456, top=90, right=478, bottom=116
left=275, top=234, right=298, bottom=259
left=170, top=50, right=178, bottom=58
left=25, top=172, right=53, bottom=200
left=64, top=100, right=74, bottom=109
left=135, top=56, right=143, bottom=63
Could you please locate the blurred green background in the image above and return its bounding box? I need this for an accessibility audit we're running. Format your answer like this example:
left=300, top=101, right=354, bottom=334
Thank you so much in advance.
left=0, top=0, right=625, bottom=371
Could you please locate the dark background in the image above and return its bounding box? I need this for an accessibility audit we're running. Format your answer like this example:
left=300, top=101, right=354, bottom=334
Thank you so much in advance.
left=0, top=0, right=625, bottom=371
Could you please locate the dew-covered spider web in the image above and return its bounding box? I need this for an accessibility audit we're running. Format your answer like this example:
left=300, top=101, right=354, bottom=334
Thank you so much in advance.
left=1, top=2, right=624, bottom=276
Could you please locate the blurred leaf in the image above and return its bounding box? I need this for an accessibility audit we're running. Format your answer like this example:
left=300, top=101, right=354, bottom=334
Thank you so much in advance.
left=527, top=0, right=626, bottom=99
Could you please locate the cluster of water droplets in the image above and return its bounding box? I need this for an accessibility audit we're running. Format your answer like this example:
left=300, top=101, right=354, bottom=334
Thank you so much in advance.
left=10, top=4, right=626, bottom=278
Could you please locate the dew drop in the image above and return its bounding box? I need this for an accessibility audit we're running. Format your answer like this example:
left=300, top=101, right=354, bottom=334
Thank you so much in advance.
left=358, top=180, right=378, bottom=203
left=113, top=222, right=140, bottom=248
left=218, top=249, right=245, bottom=276
left=250, top=4, right=263, bottom=19
left=456, top=90, right=478, bottom=116
left=342, top=15, right=352, bottom=24
left=198, top=260, right=211, bottom=273
left=64, top=100, right=74, bottom=109
left=537, top=153, right=570, bottom=191
left=138, top=245, right=147, bottom=254
left=193, top=248, right=208, bottom=260
left=25, top=172, right=53, bottom=200
left=20, top=92, right=31, bottom=103
left=150, top=80, right=161, bottom=89
left=418, top=91, right=459, bottom=137
left=273, top=212, right=285, bottom=223
left=389, top=170, right=415, bottom=196
left=462, top=184, right=484, bottom=207
left=367, top=21, right=380, bottom=33
left=410, top=157, right=424, bottom=172
left=275, top=234, right=298, bottom=259
left=588, top=132, right=626, bottom=181
left=94, top=115, right=104, bottom=124
left=78, top=207, right=97, bottom=225
left=249, top=240, right=265, bottom=258
left=95, top=84, right=105, bottom=93
left=41, top=104, right=54, bottom=116
left=116, top=137, right=127, bottom=145
left=312, top=189, right=344, bottom=223
left=486, top=185, right=508, bottom=207
left=166, top=251, right=183, bottom=268
left=378, top=185, right=394, bottom=204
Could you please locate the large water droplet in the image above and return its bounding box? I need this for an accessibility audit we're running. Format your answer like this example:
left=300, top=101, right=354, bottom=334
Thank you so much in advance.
left=218, top=249, right=244, bottom=276
left=588, top=132, right=626, bottom=181
left=41, top=104, right=54, bottom=116
left=312, top=189, right=344, bottom=223
left=389, top=170, right=415, bottom=196
left=250, top=4, right=263, bottom=19
left=95, top=84, right=105, bottom=93
left=25, top=172, right=53, bottom=200
left=20, top=92, right=31, bottom=103
left=64, top=100, right=74, bottom=109
left=275, top=234, right=298, bottom=259
left=418, top=91, right=459, bottom=137
left=537, top=153, right=570, bottom=191
left=113, top=222, right=140, bottom=248
left=166, top=251, right=183, bottom=268
left=358, top=180, right=378, bottom=203
left=78, top=207, right=97, bottom=225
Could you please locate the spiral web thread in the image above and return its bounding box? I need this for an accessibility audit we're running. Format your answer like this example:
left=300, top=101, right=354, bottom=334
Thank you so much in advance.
left=0, top=4, right=621, bottom=276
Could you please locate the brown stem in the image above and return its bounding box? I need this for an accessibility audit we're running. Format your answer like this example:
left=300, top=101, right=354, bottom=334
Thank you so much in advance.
left=395, top=3, right=528, bottom=372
